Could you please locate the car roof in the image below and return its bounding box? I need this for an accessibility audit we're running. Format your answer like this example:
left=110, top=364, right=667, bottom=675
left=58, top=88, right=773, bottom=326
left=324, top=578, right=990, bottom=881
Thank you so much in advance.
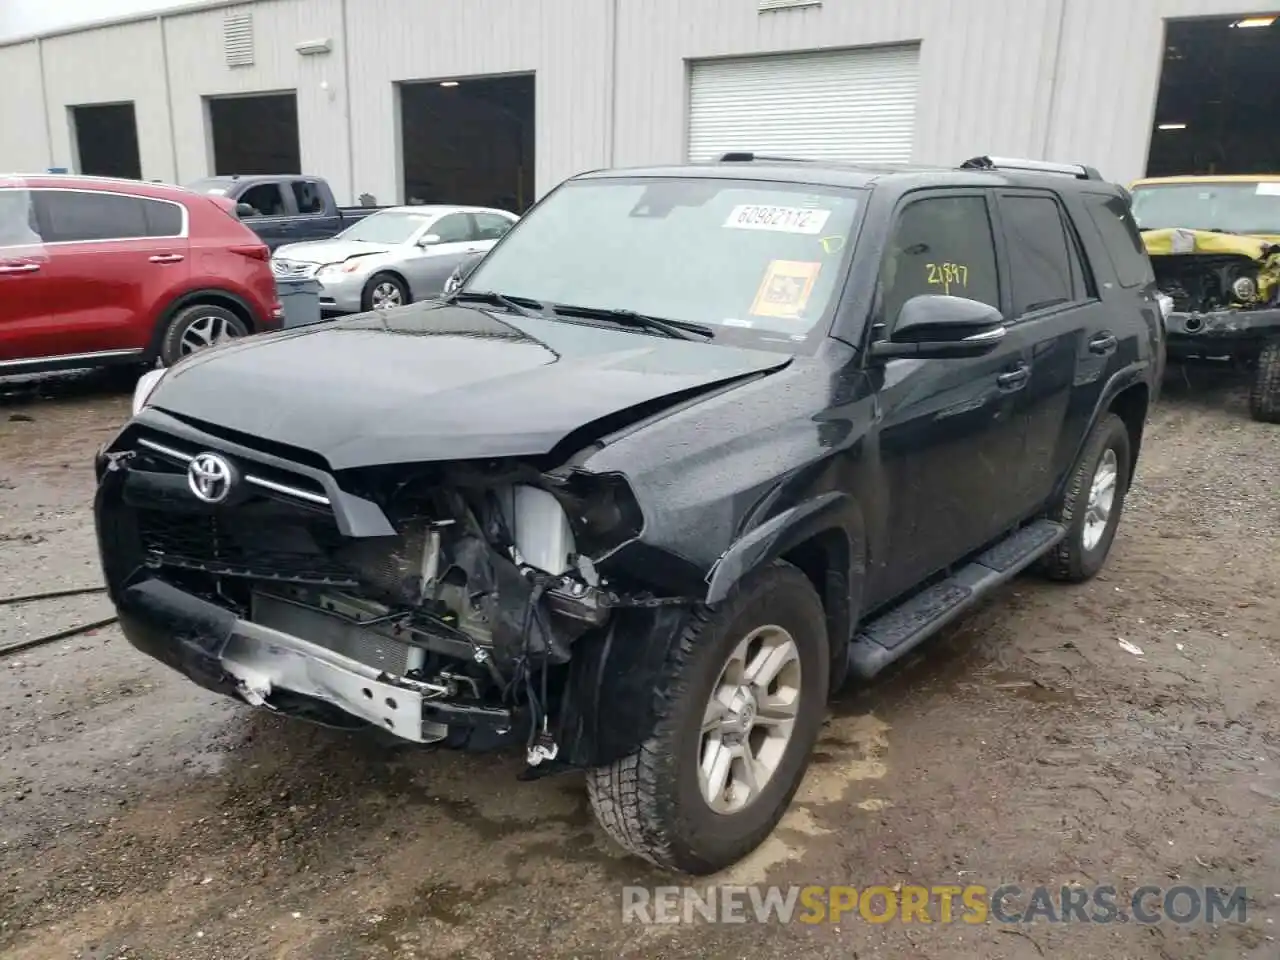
left=1132, top=174, right=1280, bottom=186
left=572, top=156, right=1123, bottom=194
left=0, top=173, right=202, bottom=202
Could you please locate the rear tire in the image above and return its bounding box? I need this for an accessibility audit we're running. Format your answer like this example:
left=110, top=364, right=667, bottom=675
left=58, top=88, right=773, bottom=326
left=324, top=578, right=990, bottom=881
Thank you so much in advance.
left=158, top=304, right=248, bottom=367
left=361, top=273, right=409, bottom=312
left=586, top=561, right=829, bottom=875
left=1040, top=412, right=1132, bottom=583
left=1248, top=340, right=1280, bottom=423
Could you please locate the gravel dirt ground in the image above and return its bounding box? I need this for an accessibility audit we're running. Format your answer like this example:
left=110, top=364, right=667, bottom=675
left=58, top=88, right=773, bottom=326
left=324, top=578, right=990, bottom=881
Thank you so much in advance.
left=0, top=366, right=1276, bottom=960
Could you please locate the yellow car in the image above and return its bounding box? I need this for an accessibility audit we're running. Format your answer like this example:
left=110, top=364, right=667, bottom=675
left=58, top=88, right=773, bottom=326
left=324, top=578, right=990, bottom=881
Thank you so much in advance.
left=1129, top=174, right=1280, bottom=422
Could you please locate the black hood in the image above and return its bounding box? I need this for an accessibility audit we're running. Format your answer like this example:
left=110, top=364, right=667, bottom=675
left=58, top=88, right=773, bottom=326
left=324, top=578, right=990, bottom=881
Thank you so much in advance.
left=147, top=303, right=791, bottom=469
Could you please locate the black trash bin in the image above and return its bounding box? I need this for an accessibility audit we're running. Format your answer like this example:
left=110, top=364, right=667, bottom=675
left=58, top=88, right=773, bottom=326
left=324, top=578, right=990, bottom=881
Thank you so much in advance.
left=275, top=277, right=323, bottom=328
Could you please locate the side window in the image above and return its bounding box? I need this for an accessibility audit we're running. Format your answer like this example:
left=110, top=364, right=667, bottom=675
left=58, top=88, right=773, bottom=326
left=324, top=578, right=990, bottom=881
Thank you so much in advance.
left=238, top=183, right=287, bottom=217
left=430, top=213, right=473, bottom=243
left=0, top=188, right=42, bottom=247
left=880, top=194, right=1000, bottom=325
left=142, top=198, right=184, bottom=237
left=999, top=195, right=1084, bottom=316
left=291, top=180, right=324, bottom=215
left=38, top=190, right=148, bottom=242
left=1084, top=193, right=1154, bottom=289
left=474, top=212, right=514, bottom=241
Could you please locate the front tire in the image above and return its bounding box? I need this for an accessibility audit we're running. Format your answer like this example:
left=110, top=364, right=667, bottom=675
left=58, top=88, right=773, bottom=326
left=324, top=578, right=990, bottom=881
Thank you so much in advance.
left=1249, top=340, right=1280, bottom=423
left=362, top=273, right=409, bottom=312
left=1040, top=412, right=1132, bottom=582
left=586, top=561, right=829, bottom=875
left=158, top=304, right=248, bottom=367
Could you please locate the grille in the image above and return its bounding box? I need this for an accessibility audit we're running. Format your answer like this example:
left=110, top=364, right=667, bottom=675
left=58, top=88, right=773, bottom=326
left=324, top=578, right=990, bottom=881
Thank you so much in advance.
left=138, top=508, right=358, bottom=587
left=271, top=259, right=316, bottom=279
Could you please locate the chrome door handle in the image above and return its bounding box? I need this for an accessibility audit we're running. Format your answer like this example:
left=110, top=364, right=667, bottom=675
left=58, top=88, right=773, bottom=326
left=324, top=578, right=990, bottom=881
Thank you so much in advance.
left=149, top=254, right=185, bottom=264
left=1089, top=333, right=1118, bottom=355
left=0, top=263, right=39, bottom=274
left=996, top=365, right=1030, bottom=390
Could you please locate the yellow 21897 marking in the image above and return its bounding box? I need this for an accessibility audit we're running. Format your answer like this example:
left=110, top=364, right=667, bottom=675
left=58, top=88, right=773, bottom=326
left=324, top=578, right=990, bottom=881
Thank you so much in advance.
left=926, top=262, right=969, bottom=294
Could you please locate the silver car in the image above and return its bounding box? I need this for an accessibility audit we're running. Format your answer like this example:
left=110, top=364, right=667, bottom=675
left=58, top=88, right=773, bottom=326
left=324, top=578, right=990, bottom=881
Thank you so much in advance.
left=270, top=205, right=518, bottom=313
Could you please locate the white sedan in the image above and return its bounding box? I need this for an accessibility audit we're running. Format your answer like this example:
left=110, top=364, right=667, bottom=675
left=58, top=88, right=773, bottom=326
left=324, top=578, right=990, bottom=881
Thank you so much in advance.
left=270, top=205, right=518, bottom=313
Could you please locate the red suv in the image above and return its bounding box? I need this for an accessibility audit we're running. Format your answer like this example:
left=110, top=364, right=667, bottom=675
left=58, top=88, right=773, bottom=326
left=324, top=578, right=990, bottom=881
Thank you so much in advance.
left=0, top=174, right=282, bottom=375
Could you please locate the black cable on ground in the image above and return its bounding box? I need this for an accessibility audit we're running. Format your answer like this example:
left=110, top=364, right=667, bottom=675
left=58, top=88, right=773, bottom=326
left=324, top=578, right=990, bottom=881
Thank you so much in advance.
left=0, top=585, right=108, bottom=607
left=0, top=616, right=119, bottom=658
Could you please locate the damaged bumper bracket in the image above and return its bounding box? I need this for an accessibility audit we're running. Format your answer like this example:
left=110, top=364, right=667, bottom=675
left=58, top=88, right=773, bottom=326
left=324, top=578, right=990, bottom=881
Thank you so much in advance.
left=1165, top=306, right=1280, bottom=349
left=116, top=578, right=513, bottom=743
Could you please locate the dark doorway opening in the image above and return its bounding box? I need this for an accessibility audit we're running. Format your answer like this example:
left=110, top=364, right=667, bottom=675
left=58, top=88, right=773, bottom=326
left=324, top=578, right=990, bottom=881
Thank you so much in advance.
left=71, top=102, right=142, bottom=180
left=207, top=92, right=301, bottom=175
left=398, top=73, right=534, bottom=213
left=1147, top=15, right=1280, bottom=176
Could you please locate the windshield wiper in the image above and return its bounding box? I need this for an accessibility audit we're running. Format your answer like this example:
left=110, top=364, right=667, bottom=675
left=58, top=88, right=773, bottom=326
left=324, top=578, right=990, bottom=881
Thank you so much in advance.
left=445, top=289, right=545, bottom=317
left=548, top=304, right=714, bottom=341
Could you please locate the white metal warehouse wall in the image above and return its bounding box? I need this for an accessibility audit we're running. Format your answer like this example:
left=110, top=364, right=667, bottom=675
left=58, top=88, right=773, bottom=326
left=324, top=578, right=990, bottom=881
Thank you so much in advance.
left=2, top=0, right=1278, bottom=201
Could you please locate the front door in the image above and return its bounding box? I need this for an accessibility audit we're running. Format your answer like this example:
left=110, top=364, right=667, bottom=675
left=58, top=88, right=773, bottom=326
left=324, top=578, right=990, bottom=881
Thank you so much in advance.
left=867, top=189, right=1032, bottom=603
left=403, top=211, right=486, bottom=296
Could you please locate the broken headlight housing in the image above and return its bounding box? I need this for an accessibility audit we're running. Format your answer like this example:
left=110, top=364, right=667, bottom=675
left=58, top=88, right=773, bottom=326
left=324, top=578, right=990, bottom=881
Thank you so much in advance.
left=550, top=473, right=644, bottom=560
left=1231, top=273, right=1259, bottom=303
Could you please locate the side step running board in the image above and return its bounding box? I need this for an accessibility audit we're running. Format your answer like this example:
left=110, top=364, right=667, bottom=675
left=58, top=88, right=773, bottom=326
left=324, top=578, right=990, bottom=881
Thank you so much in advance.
left=846, top=519, right=1066, bottom=680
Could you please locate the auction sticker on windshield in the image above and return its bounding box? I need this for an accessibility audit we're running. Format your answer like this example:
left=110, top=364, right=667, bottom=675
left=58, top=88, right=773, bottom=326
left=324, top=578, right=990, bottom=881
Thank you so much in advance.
left=725, top=205, right=832, bottom=234
left=750, top=260, right=822, bottom=320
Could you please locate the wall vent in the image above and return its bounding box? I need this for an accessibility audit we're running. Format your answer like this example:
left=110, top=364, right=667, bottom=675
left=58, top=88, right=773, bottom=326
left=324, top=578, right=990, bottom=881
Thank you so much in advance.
left=759, top=0, right=822, bottom=10
left=224, top=13, right=255, bottom=68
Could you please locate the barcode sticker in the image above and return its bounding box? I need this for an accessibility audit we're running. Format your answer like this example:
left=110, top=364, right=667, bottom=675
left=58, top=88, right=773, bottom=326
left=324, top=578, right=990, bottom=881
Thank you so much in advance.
left=724, top=205, right=832, bottom=234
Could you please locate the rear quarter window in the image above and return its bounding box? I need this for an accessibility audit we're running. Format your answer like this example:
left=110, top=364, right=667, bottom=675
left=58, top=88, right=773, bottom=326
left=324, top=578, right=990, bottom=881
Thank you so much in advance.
left=1083, top=193, right=1154, bottom=289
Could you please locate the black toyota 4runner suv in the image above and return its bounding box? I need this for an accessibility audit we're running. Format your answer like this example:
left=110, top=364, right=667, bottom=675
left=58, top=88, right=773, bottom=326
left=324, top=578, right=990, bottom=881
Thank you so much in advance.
left=94, top=154, right=1163, bottom=875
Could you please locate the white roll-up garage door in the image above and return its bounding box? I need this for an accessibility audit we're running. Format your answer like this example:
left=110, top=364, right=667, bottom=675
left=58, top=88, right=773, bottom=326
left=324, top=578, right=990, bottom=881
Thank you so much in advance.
left=687, top=45, right=921, bottom=165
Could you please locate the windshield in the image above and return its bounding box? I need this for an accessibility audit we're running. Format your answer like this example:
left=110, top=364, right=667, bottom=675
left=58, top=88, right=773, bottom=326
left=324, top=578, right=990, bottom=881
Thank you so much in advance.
left=463, top=176, right=864, bottom=348
left=1131, top=182, right=1280, bottom=236
left=338, top=211, right=434, bottom=244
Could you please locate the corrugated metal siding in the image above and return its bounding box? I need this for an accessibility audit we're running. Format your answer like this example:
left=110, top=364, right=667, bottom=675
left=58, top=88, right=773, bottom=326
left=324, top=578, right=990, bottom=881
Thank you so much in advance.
left=5, top=0, right=1280, bottom=199
left=1048, top=0, right=1280, bottom=184
left=343, top=0, right=612, bottom=205
left=0, top=41, right=50, bottom=172
left=39, top=19, right=174, bottom=180
left=686, top=45, right=920, bottom=164
left=613, top=0, right=1066, bottom=174
left=161, top=0, right=347, bottom=194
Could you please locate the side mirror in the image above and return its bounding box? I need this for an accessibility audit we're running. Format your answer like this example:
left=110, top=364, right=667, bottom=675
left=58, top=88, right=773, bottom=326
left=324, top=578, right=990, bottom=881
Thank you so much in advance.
left=235, top=202, right=256, bottom=218
left=417, top=233, right=442, bottom=247
left=870, top=294, right=1007, bottom=360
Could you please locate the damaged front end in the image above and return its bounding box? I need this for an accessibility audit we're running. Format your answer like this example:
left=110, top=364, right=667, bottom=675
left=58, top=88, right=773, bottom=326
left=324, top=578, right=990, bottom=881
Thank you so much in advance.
left=95, top=425, right=693, bottom=773
left=1142, top=228, right=1280, bottom=355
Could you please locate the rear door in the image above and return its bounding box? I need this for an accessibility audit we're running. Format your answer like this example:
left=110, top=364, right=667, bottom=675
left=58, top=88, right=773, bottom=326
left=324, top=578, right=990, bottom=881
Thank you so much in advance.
left=24, top=187, right=191, bottom=359
left=990, top=189, right=1104, bottom=517
left=287, top=178, right=340, bottom=242
left=0, top=182, right=53, bottom=367
left=235, top=181, right=296, bottom=250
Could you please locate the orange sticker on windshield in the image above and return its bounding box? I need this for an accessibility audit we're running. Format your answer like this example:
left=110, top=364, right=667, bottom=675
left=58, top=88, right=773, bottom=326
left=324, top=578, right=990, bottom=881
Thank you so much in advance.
left=750, top=260, right=822, bottom=320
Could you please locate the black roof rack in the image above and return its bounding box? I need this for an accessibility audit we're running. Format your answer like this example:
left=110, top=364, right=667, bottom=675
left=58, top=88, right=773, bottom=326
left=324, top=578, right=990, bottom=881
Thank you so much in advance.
left=960, top=155, right=1103, bottom=181
left=717, top=152, right=818, bottom=164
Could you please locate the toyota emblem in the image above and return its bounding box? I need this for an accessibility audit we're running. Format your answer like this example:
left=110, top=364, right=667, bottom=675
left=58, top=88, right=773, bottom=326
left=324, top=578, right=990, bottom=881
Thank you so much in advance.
left=187, top=452, right=236, bottom=504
